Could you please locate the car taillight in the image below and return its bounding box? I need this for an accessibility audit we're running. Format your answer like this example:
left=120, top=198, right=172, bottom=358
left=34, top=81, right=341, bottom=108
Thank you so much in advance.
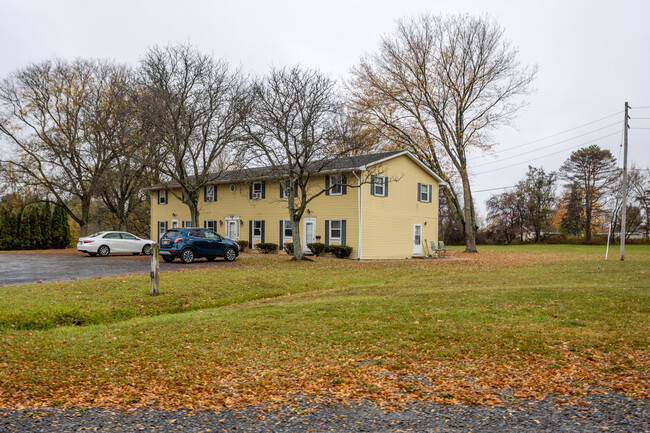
left=173, top=237, right=184, bottom=244
left=83, top=240, right=95, bottom=244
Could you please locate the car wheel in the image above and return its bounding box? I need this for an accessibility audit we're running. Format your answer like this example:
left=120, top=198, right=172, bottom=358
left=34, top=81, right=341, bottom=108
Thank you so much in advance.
left=180, top=248, right=195, bottom=264
left=162, top=256, right=175, bottom=263
left=206, top=256, right=216, bottom=262
left=142, top=244, right=153, bottom=255
left=223, top=247, right=237, bottom=262
left=98, top=245, right=110, bottom=257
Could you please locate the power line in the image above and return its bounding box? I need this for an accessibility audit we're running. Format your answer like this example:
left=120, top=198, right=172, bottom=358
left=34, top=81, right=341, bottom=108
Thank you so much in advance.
left=473, top=185, right=516, bottom=193
left=474, top=131, right=622, bottom=175
left=471, top=121, right=620, bottom=168
left=468, top=111, right=622, bottom=160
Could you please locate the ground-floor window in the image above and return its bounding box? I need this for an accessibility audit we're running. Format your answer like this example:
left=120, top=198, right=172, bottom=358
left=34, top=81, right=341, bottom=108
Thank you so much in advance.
left=325, top=219, right=346, bottom=245
left=182, top=220, right=192, bottom=228
left=249, top=220, right=265, bottom=247
left=204, top=220, right=217, bottom=231
left=280, top=220, right=292, bottom=245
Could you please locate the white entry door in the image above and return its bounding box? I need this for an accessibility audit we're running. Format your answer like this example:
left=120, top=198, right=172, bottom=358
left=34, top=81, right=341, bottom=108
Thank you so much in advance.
left=303, top=217, right=316, bottom=253
left=413, top=223, right=423, bottom=256
left=226, top=218, right=240, bottom=241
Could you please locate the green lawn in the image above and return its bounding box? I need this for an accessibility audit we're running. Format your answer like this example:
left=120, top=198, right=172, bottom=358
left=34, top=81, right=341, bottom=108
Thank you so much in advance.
left=0, top=245, right=648, bottom=408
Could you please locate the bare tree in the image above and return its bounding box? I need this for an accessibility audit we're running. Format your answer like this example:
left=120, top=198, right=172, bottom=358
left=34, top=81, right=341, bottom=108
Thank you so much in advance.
left=560, top=145, right=618, bottom=241
left=630, top=168, right=649, bottom=240
left=243, top=66, right=363, bottom=260
left=486, top=190, right=529, bottom=244
left=90, top=67, right=155, bottom=232
left=0, top=59, right=123, bottom=236
left=607, top=166, right=648, bottom=241
left=138, top=44, right=248, bottom=226
left=350, top=13, right=537, bottom=252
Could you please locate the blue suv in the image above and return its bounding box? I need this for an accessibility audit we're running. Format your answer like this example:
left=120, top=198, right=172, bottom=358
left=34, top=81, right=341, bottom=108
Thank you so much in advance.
left=158, top=228, right=239, bottom=263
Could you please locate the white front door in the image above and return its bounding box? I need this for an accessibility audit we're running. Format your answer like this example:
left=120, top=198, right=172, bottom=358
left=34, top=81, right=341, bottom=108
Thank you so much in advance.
left=171, top=218, right=179, bottom=229
left=303, top=217, right=316, bottom=253
left=413, top=223, right=423, bottom=256
left=225, top=218, right=240, bottom=241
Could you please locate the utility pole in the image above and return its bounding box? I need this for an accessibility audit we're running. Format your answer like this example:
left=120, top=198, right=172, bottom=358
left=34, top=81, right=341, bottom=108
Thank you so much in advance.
left=620, top=102, right=629, bottom=261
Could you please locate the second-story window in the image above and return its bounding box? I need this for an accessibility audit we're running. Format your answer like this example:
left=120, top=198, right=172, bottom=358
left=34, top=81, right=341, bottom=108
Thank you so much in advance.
left=418, top=183, right=432, bottom=202
left=330, top=175, right=342, bottom=195
left=204, top=185, right=216, bottom=202
left=371, top=175, right=387, bottom=197
left=157, top=189, right=167, bottom=205
left=250, top=181, right=265, bottom=199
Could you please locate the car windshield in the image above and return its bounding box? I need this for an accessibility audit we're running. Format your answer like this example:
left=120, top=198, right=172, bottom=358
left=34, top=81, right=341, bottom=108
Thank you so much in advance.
left=164, top=230, right=182, bottom=238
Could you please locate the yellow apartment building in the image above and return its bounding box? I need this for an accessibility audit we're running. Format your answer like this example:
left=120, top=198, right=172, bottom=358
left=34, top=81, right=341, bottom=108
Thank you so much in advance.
left=149, top=150, right=445, bottom=260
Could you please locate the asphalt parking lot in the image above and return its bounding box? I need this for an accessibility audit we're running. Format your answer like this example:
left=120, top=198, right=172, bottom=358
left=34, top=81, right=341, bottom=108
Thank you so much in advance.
left=0, top=251, right=231, bottom=286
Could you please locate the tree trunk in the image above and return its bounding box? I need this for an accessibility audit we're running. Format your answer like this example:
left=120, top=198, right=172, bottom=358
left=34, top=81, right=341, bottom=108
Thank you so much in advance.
left=188, top=199, right=200, bottom=228
left=460, top=172, right=478, bottom=252
left=79, top=197, right=92, bottom=237
left=442, top=186, right=466, bottom=239
left=291, top=218, right=303, bottom=260
left=585, top=202, right=592, bottom=242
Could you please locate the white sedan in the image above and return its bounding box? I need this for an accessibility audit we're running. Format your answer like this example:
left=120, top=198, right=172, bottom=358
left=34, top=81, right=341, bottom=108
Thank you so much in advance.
left=77, top=231, right=155, bottom=257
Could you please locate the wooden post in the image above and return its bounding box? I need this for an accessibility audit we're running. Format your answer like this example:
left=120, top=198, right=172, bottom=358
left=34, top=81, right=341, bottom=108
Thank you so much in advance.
left=151, top=243, right=160, bottom=296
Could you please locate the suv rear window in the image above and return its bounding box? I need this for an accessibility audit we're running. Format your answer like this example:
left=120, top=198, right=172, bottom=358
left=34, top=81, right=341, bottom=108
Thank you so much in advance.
left=163, top=230, right=182, bottom=238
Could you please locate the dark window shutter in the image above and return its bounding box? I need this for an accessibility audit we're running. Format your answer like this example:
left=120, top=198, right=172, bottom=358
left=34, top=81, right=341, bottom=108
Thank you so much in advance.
left=214, top=185, right=217, bottom=201
left=384, top=177, right=388, bottom=197
left=249, top=220, right=253, bottom=246
left=341, top=220, right=347, bottom=246
left=261, top=220, right=265, bottom=243
left=342, top=175, right=347, bottom=195
left=279, top=220, right=283, bottom=245
left=204, top=186, right=207, bottom=202
left=370, top=175, right=376, bottom=196
left=325, top=220, right=330, bottom=245
left=417, top=183, right=422, bottom=202
left=249, top=183, right=253, bottom=199
left=428, top=184, right=432, bottom=203
left=261, top=182, right=266, bottom=199
left=280, top=181, right=285, bottom=199
left=157, top=190, right=160, bottom=204
left=325, top=175, right=330, bottom=196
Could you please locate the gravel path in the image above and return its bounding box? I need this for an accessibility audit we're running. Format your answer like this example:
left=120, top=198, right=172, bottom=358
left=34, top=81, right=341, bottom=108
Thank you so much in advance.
left=1, top=394, right=647, bottom=432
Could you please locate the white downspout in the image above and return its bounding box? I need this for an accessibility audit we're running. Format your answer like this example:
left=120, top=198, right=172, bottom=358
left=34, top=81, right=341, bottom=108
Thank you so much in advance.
left=353, top=170, right=363, bottom=260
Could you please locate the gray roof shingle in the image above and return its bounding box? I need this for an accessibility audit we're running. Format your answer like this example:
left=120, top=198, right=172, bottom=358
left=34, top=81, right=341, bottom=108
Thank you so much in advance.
left=149, top=150, right=408, bottom=189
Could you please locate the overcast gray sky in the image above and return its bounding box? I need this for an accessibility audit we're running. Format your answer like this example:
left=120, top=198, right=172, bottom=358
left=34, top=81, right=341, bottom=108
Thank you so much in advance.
left=2, top=0, right=649, bottom=219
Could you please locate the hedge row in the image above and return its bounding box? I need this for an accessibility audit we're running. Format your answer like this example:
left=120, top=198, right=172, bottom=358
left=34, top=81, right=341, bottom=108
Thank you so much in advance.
left=0, top=203, right=71, bottom=250
left=282, top=242, right=353, bottom=259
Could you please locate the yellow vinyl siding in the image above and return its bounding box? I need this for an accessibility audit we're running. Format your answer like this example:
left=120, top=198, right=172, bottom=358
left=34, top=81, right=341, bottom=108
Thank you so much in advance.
left=149, top=153, right=439, bottom=260
left=361, top=155, right=439, bottom=259
left=151, top=177, right=361, bottom=258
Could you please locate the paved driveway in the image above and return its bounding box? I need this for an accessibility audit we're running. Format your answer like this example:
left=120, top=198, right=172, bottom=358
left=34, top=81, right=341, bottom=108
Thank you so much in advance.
left=0, top=252, right=231, bottom=286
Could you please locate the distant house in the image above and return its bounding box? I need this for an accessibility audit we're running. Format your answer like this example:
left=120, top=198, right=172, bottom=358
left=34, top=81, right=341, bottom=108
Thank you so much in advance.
left=149, top=150, right=445, bottom=259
